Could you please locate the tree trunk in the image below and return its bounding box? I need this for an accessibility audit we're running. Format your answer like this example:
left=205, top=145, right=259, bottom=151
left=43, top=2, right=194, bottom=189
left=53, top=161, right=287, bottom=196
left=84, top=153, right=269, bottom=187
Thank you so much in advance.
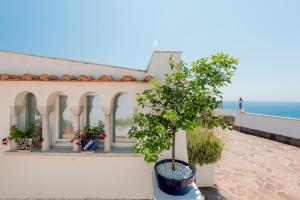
left=172, top=133, right=176, bottom=171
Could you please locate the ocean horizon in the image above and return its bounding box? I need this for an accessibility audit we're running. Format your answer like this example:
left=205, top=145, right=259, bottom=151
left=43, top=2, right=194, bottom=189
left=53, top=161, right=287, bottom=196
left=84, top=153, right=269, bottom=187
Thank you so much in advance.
left=222, top=101, right=300, bottom=119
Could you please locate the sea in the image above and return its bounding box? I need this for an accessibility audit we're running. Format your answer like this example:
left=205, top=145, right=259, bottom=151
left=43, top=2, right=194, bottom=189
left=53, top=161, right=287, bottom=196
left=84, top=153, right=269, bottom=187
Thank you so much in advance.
left=222, top=101, right=300, bottom=119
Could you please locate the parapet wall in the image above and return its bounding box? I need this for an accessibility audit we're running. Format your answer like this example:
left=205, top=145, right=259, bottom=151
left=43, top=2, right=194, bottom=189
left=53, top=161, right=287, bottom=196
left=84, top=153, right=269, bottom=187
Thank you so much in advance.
left=217, top=109, right=300, bottom=147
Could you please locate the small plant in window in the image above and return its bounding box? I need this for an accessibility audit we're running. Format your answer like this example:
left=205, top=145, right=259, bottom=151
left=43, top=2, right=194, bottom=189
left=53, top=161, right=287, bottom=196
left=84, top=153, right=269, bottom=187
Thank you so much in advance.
left=71, top=120, right=106, bottom=152
left=2, top=125, right=21, bottom=150
left=2, top=123, right=43, bottom=151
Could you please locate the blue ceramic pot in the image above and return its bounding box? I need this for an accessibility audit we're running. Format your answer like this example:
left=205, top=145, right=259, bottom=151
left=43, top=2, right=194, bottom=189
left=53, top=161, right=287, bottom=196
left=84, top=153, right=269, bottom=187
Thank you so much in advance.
left=81, top=139, right=98, bottom=151
left=154, top=159, right=195, bottom=196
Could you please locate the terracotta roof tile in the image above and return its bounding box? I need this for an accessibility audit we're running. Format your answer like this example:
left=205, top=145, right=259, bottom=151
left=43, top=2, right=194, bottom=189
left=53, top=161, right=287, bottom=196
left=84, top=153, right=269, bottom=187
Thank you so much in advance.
left=78, top=75, right=94, bottom=81
left=143, top=75, right=154, bottom=82
left=61, top=74, right=77, bottom=81
left=98, top=75, right=113, bottom=82
left=0, top=73, right=152, bottom=83
left=40, top=74, right=58, bottom=81
left=22, top=74, right=39, bottom=81
left=121, top=75, right=136, bottom=82
left=1, top=74, right=21, bottom=80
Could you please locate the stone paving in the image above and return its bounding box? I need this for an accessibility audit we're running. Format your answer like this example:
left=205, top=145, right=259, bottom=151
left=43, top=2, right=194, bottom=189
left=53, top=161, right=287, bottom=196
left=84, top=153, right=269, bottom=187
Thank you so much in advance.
left=200, top=130, right=300, bottom=200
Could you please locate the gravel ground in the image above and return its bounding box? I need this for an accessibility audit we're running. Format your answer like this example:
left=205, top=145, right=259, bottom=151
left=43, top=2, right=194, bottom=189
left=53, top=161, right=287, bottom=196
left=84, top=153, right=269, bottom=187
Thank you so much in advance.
left=156, top=161, right=193, bottom=180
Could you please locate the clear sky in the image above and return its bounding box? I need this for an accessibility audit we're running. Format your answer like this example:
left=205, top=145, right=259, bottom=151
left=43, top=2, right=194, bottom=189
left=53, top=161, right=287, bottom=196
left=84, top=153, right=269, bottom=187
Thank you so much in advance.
left=0, top=0, right=299, bottom=102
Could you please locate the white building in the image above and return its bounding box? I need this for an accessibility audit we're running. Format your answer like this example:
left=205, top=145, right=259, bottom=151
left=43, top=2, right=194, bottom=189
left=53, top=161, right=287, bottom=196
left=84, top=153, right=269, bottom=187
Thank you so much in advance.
left=0, top=50, right=188, bottom=199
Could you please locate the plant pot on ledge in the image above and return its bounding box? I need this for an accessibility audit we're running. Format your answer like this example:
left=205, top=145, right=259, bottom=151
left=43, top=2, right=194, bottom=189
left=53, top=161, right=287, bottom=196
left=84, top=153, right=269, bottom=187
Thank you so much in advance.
left=195, top=163, right=215, bottom=187
left=154, top=159, right=195, bottom=196
left=17, top=137, right=39, bottom=151
left=81, top=139, right=98, bottom=152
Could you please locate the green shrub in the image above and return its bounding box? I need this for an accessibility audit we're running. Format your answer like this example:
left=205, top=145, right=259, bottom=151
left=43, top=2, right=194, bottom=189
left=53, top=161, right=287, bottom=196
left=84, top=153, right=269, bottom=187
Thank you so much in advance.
left=187, top=127, right=223, bottom=166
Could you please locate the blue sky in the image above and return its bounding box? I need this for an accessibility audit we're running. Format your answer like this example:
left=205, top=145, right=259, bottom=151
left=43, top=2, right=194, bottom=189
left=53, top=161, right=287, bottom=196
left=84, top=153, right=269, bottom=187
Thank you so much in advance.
left=0, top=0, right=299, bottom=102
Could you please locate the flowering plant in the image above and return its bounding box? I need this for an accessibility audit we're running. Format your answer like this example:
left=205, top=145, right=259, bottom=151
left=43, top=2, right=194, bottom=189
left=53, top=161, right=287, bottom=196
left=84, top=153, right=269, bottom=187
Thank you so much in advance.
left=2, top=125, right=21, bottom=145
left=71, top=121, right=106, bottom=144
left=2, top=124, right=43, bottom=146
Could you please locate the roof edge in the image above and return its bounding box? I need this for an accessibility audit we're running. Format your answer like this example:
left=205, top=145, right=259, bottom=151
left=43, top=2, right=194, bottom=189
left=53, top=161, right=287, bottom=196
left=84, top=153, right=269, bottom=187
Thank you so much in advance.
left=146, top=50, right=182, bottom=72
left=0, top=49, right=146, bottom=72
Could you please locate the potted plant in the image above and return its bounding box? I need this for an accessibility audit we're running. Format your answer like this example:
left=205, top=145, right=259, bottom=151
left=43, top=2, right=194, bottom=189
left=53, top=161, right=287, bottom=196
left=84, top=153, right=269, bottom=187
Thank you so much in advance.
left=71, top=121, right=106, bottom=152
left=2, top=124, right=43, bottom=151
left=128, top=53, right=237, bottom=195
left=187, top=127, right=223, bottom=187
left=2, top=125, right=21, bottom=151
left=71, top=131, right=81, bottom=151
left=17, top=123, right=43, bottom=151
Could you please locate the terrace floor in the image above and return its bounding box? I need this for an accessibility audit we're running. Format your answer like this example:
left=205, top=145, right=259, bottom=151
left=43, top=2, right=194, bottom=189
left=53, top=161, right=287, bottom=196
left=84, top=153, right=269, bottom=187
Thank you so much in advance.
left=200, top=129, right=300, bottom=200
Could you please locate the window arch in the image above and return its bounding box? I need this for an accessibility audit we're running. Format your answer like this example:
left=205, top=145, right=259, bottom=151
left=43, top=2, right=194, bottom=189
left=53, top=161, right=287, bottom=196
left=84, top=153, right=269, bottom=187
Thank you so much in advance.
left=58, top=95, right=73, bottom=140
left=112, top=93, right=135, bottom=144
left=85, top=95, right=104, bottom=126
left=17, top=92, right=40, bottom=130
left=25, top=93, right=40, bottom=127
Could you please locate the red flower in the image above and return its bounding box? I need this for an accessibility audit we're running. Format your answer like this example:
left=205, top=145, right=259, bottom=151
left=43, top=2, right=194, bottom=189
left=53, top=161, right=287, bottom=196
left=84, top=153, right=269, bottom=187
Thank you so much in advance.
left=2, top=137, right=8, bottom=146
left=99, top=133, right=106, bottom=140
left=37, top=136, right=43, bottom=143
left=38, top=127, right=43, bottom=131
left=82, top=133, right=87, bottom=140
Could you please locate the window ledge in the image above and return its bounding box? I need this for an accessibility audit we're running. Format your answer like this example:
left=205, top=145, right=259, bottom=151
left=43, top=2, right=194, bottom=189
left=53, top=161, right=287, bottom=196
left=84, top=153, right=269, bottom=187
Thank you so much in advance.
left=3, top=147, right=141, bottom=157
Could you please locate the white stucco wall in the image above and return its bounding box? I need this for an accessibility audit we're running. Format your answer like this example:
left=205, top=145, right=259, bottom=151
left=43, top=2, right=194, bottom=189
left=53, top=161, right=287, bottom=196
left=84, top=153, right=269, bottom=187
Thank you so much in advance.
left=214, top=109, right=235, bottom=117
left=0, top=51, right=188, bottom=199
left=0, top=154, right=154, bottom=199
left=0, top=50, right=181, bottom=82
left=215, top=109, right=300, bottom=140
left=236, top=111, right=300, bottom=140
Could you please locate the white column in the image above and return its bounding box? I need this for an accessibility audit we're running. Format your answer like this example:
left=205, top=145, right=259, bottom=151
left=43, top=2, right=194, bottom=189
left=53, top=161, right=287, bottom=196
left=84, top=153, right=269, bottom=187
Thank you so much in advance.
left=41, top=115, right=50, bottom=151
left=37, top=106, right=53, bottom=151
left=71, top=106, right=83, bottom=132
left=102, top=106, right=113, bottom=152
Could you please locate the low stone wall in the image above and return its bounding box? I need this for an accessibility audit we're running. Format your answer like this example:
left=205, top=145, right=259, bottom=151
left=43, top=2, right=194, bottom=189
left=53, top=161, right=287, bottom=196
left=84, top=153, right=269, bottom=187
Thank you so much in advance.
left=215, top=109, right=300, bottom=148
left=234, top=126, right=300, bottom=148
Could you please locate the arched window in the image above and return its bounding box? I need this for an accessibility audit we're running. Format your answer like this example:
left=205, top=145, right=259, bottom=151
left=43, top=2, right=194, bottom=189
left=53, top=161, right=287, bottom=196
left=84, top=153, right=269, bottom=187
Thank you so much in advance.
left=85, top=95, right=104, bottom=126
left=58, top=95, right=73, bottom=140
left=113, top=93, right=135, bottom=144
left=25, top=93, right=40, bottom=127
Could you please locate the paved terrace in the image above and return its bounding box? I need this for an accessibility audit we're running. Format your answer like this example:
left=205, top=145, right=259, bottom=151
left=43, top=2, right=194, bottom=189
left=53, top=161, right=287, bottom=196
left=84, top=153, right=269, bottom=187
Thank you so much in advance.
left=200, top=130, right=300, bottom=200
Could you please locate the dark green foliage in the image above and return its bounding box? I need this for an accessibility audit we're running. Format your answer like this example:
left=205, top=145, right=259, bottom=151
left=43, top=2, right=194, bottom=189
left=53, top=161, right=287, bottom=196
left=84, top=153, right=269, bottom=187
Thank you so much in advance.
left=81, top=121, right=105, bottom=139
left=9, top=125, right=22, bottom=140
left=128, top=53, right=238, bottom=165
left=10, top=124, right=42, bottom=139
left=187, top=127, right=223, bottom=166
